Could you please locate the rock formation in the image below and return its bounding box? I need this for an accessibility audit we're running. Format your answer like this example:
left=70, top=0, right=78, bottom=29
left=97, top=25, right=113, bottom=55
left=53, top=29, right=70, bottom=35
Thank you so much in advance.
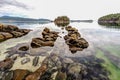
left=0, top=23, right=31, bottom=42
left=31, top=27, right=59, bottom=48
left=64, top=26, right=89, bottom=53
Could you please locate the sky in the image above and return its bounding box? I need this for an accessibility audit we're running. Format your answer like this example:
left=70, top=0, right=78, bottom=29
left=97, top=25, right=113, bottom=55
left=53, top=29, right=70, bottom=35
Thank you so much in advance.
left=0, top=0, right=120, bottom=20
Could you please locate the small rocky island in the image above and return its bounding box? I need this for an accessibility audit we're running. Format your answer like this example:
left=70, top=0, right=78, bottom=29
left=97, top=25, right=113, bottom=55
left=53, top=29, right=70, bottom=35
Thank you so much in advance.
left=54, top=16, right=70, bottom=26
left=0, top=23, right=31, bottom=42
left=98, top=13, right=120, bottom=26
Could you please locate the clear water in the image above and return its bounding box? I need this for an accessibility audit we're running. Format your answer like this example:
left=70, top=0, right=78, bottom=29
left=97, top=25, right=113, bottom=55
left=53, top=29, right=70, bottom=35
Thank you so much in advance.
left=0, top=22, right=120, bottom=79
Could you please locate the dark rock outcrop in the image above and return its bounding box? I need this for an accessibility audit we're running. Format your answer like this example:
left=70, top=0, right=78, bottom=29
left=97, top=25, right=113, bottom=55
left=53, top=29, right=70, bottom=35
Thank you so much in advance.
left=64, top=26, right=89, bottom=53
left=31, top=27, right=59, bottom=48
left=0, top=23, right=31, bottom=42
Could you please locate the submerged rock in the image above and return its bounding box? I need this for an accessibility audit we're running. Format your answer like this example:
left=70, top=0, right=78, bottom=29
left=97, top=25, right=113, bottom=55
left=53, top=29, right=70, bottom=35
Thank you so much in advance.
left=32, top=56, right=39, bottom=66
left=25, top=64, right=47, bottom=80
left=0, top=71, right=5, bottom=79
left=21, top=58, right=30, bottom=65
left=19, top=46, right=29, bottom=51
left=13, top=69, right=30, bottom=80
left=2, top=71, right=13, bottom=80
left=0, top=58, right=15, bottom=71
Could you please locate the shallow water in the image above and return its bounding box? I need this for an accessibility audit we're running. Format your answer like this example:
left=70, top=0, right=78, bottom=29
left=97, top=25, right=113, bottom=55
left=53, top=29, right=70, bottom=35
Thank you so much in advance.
left=0, top=22, right=120, bottom=79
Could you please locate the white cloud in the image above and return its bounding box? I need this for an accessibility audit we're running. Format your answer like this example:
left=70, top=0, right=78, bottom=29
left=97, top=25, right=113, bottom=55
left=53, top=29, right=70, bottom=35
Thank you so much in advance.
left=0, top=0, right=120, bottom=19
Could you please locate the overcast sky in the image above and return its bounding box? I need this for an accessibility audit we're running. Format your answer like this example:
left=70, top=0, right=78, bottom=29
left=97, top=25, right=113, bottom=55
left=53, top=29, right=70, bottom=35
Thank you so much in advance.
left=0, top=0, right=120, bottom=20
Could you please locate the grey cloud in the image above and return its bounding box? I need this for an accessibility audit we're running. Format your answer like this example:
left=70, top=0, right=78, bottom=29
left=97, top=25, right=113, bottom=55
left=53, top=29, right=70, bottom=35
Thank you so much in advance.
left=0, top=0, right=30, bottom=10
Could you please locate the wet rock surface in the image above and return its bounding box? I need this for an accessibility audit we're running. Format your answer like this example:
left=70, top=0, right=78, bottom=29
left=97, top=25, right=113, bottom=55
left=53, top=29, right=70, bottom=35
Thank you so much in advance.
left=64, top=26, right=89, bottom=53
left=0, top=23, right=31, bottom=42
left=31, top=27, right=59, bottom=48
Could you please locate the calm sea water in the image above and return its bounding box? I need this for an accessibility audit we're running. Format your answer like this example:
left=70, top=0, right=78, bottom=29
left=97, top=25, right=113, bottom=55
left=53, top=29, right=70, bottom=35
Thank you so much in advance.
left=0, top=22, right=120, bottom=79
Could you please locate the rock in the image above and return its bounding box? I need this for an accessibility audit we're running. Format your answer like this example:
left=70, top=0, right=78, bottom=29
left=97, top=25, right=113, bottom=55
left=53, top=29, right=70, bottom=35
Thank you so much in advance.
left=25, top=64, right=47, bottom=80
left=0, top=32, right=13, bottom=42
left=0, top=24, right=31, bottom=42
left=13, top=69, right=30, bottom=80
left=21, top=58, right=30, bottom=65
left=2, top=25, right=19, bottom=32
left=65, top=26, right=78, bottom=32
left=31, top=38, right=54, bottom=48
left=0, top=32, right=13, bottom=39
left=0, top=33, right=5, bottom=42
left=55, top=70, right=67, bottom=80
left=64, top=26, right=89, bottom=53
left=31, top=27, right=59, bottom=48
left=10, top=31, right=24, bottom=38
left=0, top=71, right=4, bottom=79
left=2, top=71, right=13, bottom=80
left=69, top=47, right=83, bottom=53
left=33, top=56, right=39, bottom=66
left=66, top=63, right=86, bottom=80
left=43, top=27, right=50, bottom=33
left=0, top=23, right=4, bottom=30
left=62, top=58, right=74, bottom=64
left=67, top=63, right=81, bottom=74
left=18, top=29, right=31, bottom=34
left=19, top=46, right=29, bottom=51
left=0, top=58, right=14, bottom=71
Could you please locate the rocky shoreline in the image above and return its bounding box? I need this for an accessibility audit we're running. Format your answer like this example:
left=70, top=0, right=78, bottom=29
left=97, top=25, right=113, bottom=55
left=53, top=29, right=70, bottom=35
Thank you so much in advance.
left=0, top=24, right=110, bottom=80
left=0, top=23, right=31, bottom=42
left=0, top=53, right=110, bottom=80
